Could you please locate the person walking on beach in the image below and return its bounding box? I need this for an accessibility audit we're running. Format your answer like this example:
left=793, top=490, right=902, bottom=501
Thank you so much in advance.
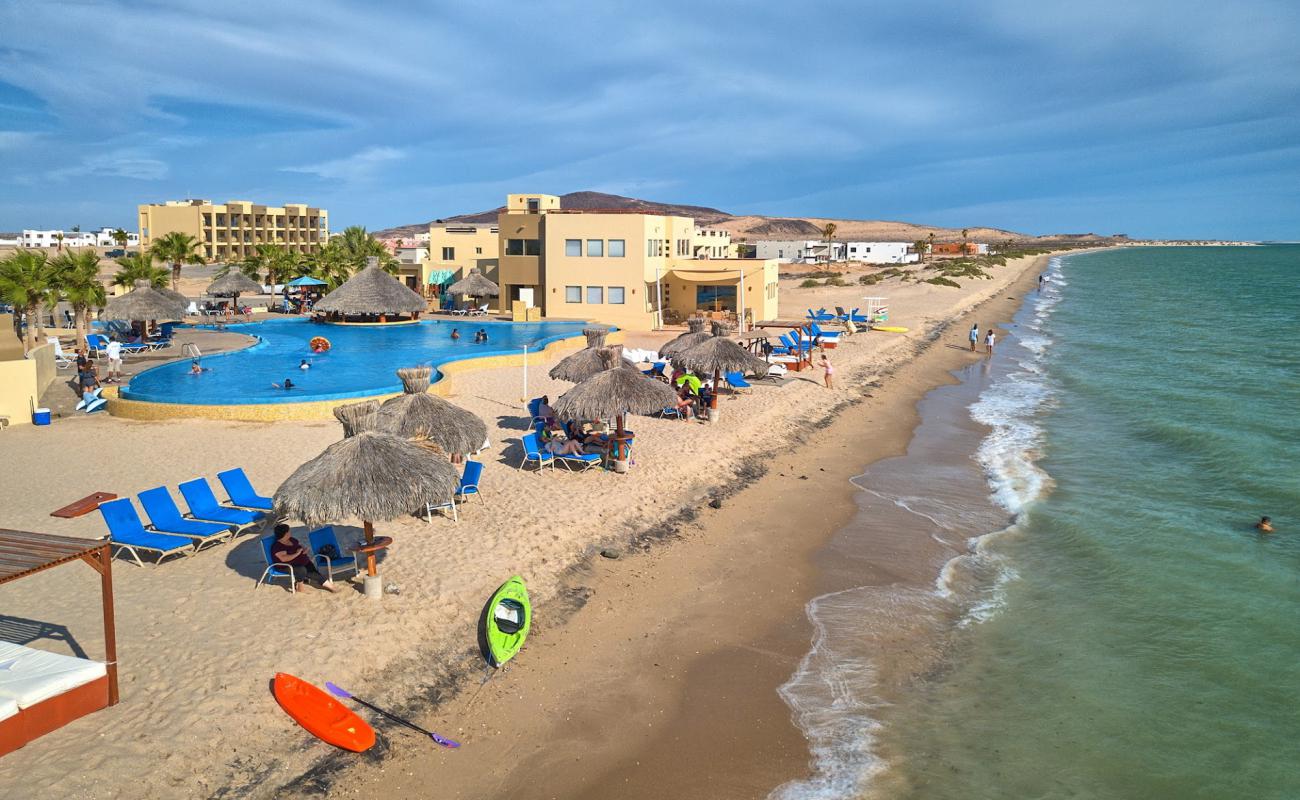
left=1039, top=274, right=1046, bottom=292
left=821, top=354, right=834, bottom=389
left=984, top=329, right=996, bottom=354
left=969, top=323, right=979, bottom=352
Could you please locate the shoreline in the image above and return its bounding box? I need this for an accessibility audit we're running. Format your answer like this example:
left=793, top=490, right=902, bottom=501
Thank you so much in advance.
left=333, top=254, right=1057, bottom=799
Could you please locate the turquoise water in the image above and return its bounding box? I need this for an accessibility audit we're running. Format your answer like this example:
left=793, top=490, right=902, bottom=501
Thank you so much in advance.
left=885, top=247, right=1300, bottom=798
left=121, top=317, right=593, bottom=404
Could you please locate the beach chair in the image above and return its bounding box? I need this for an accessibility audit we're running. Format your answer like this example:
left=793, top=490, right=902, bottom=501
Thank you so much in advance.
left=137, top=487, right=236, bottom=549
left=468, top=303, right=489, bottom=316
left=723, top=371, right=753, bottom=393
left=456, top=460, right=484, bottom=503
left=84, top=333, right=107, bottom=359
left=808, top=322, right=841, bottom=344
left=178, top=477, right=265, bottom=527
left=555, top=450, right=603, bottom=472
left=48, top=337, right=74, bottom=369
left=256, top=535, right=297, bottom=591
left=98, top=498, right=195, bottom=567
left=806, top=308, right=835, bottom=322
left=834, top=306, right=851, bottom=322
left=75, top=387, right=108, bottom=413
left=308, top=526, right=357, bottom=583
left=519, top=433, right=554, bottom=472
left=848, top=307, right=870, bottom=324
left=217, top=468, right=275, bottom=511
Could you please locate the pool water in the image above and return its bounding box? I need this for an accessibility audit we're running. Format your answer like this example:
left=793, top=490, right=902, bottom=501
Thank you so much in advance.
left=121, top=317, right=596, bottom=405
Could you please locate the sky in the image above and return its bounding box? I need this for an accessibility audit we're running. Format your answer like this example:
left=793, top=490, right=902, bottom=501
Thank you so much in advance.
left=1, top=0, right=1298, bottom=240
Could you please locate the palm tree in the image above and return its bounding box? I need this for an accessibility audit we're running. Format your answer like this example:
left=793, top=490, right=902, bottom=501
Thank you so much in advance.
left=927, top=232, right=936, bottom=258
left=149, top=231, right=206, bottom=292
left=336, top=225, right=399, bottom=273
left=821, top=222, right=838, bottom=265
left=113, top=252, right=170, bottom=290
left=220, top=244, right=298, bottom=287
left=111, top=228, right=129, bottom=250
left=913, top=239, right=929, bottom=264
left=0, top=249, right=59, bottom=352
left=52, top=249, right=105, bottom=349
left=54, top=232, right=65, bottom=253
left=304, top=241, right=355, bottom=290
left=961, top=228, right=970, bottom=255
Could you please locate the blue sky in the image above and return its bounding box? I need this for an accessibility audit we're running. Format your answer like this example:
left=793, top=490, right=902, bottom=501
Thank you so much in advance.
left=1, top=0, right=1298, bottom=239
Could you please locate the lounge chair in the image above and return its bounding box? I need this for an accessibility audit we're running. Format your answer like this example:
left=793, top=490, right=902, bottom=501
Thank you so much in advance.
left=217, top=468, right=274, bottom=511
left=47, top=337, right=74, bottom=369
left=449, top=305, right=469, bottom=316
left=256, top=534, right=297, bottom=591
left=519, top=433, right=554, bottom=472
left=98, top=498, right=195, bottom=567
left=137, top=487, right=236, bottom=549
left=555, top=451, right=603, bottom=472
left=75, top=388, right=107, bottom=413
left=468, top=303, right=489, bottom=316
left=806, top=308, right=835, bottom=322
left=308, top=526, right=357, bottom=583
left=848, top=307, right=870, bottom=324
left=642, top=361, right=669, bottom=381
left=456, top=460, right=484, bottom=503
left=808, top=322, right=841, bottom=344
left=723, top=371, right=753, bottom=393
left=178, top=477, right=265, bottom=527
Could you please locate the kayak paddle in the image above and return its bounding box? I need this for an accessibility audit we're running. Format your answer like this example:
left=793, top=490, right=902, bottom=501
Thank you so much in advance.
left=325, top=682, right=460, bottom=748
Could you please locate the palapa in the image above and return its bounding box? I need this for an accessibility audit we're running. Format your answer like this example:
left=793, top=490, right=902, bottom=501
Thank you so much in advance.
left=333, top=400, right=380, bottom=438
left=315, top=264, right=425, bottom=316
left=371, top=367, right=488, bottom=455
left=446, top=268, right=500, bottom=298
left=658, top=317, right=710, bottom=358
left=549, top=329, right=637, bottom=382
left=104, top=279, right=187, bottom=321
left=670, top=336, right=769, bottom=377
left=206, top=272, right=262, bottom=297
left=553, top=351, right=678, bottom=464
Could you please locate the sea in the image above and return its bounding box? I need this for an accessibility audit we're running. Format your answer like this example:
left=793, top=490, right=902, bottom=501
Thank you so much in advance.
left=773, top=246, right=1300, bottom=800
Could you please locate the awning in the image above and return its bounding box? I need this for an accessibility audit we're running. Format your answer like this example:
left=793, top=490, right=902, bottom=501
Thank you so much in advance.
left=427, top=270, right=456, bottom=285
left=286, top=276, right=327, bottom=287
left=668, top=269, right=749, bottom=284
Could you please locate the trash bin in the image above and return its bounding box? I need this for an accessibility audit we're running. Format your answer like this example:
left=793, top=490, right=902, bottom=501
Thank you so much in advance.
left=32, top=408, right=52, bottom=425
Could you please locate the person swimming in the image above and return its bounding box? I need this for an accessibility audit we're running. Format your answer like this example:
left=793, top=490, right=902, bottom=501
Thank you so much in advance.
left=272, top=378, right=296, bottom=390
left=300, top=359, right=310, bottom=370
left=1255, top=516, right=1273, bottom=533
left=189, top=360, right=207, bottom=375
left=450, top=328, right=460, bottom=340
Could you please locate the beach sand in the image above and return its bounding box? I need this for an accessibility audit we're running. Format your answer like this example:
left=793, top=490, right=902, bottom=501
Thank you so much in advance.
left=0, top=253, right=1054, bottom=798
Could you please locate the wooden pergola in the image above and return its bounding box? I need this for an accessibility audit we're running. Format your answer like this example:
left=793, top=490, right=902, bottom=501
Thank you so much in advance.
left=0, top=530, right=119, bottom=705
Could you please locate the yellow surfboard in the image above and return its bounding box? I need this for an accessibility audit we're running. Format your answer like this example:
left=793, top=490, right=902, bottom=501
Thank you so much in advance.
left=871, top=326, right=909, bottom=333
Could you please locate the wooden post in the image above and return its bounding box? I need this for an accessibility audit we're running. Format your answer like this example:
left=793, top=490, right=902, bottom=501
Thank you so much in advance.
left=81, top=545, right=119, bottom=706
left=363, top=520, right=377, bottom=577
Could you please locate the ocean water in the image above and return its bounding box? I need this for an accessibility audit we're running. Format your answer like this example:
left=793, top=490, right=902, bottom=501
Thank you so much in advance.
left=775, top=246, right=1300, bottom=799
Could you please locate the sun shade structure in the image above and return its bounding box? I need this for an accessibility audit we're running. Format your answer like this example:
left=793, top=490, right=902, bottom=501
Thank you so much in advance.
left=314, top=263, right=426, bottom=322
left=371, top=367, right=488, bottom=456
left=274, top=407, right=460, bottom=595
left=549, top=328, right=637, bottom=382
left=103, top=279, right=187, bottom=321
left=206, top=272, right=261, bottom=297
left=333, top=399, right=380, bottom=438
left=553, top=350, right=679, bottom=466
left=287, top=275, right=327, bottom=287
left=658, top=317, right=711, bottom=358
left=446, top=268, right=500, bottom=299
left=671, top=336, right=769, bottom=416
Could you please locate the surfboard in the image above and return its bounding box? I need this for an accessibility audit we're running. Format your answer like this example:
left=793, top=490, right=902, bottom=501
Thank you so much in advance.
left=480, top=576, right=531, bottom=668
left=871, top=326, right=909, bottom=333
left=273, top=673, right=375, bottom=752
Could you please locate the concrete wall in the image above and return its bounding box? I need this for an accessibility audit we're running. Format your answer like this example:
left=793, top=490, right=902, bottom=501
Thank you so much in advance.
left=0, top=339, right=54, bottom=424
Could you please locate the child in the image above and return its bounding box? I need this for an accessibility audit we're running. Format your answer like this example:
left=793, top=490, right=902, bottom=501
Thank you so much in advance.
left=189, top=360, right=205, bottom=375
left=821, top=355, right=834, bottom=389
left=984, top=329, right=996, bottom=354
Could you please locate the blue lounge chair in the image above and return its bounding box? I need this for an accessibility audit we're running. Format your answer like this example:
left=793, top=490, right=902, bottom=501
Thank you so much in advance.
left=848, top=307, right=870, bottom=324
left=806, top=308, right=835, bottom=322
left=217, top=468, right=274, bottom=511
left=99, top=498, right=195, bottom=567
left=138, top=487, right=235, bottom=548
left=178, top=477, right=265, bottom=526
left=308, top=526, right=357, bottom=583
left=257, top=534, right=296, bottom=591
left=555, top=451, right=603, bottom=472
left=808, top=322, right=841, bottom=344
left=457, top=460, right=484, bottom=502
left=723, top=371, right=753, bottom=392
left=519, top=433, right=554, bottom=471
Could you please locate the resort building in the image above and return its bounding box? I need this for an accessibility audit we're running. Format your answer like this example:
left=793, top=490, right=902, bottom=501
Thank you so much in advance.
left=842, top=241, right=919, bottom=264
left=755, top=239, right=920, bottom=264
left=692, top=227, right=733, bottom=259
left=137, top=199, right=328, bottom=263
left=16, top=228, right=137, bottom=248
left=417, top=222, right=501, bottom=297
left=495, top=193, right=778, bottom=330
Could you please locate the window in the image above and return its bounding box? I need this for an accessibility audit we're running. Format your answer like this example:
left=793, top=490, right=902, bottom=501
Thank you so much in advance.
left=525, top=239, right=540, bottom=256
left=565, top=239, right=582, bottom=257
left=608, top=239, right=625, bottom=257
left=586, top=239, right=603, bottom=257
left=565, top=286, right=581, bottom=303
left=475, top=247, right=482, bottom=254
left=527, top=198, right=540, bottom=213
left=586, top=286, right=603, bottom=304
left=647, top=239, right=655, bottom=257
left=441, top=247, right=455, bottom=260
left=608, top=286, right=625, bottom=304
left=506, top=238, right=539, bottom=256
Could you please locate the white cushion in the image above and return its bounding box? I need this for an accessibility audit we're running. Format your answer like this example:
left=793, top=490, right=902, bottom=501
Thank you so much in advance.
left=0, top=696, right=17, bottom=722
left=0, top=642, right=107, bottom=709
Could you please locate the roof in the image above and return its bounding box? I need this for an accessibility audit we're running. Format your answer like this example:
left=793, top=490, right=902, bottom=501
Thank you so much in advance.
left=0, top=529, right=106, bottom=586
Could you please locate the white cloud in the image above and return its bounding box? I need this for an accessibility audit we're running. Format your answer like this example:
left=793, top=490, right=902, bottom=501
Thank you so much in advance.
left=281, top=146, right=405, bottom=182
left=47, top=149, right=169, bottom=181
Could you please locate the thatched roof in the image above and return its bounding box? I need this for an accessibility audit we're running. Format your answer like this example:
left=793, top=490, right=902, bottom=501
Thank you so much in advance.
left=659, top=325, right=713, bottom=358
left=274, top=430, right=460, bottom=526
left=158, top=287, right=189, bottom=306
left=104, top=279, right=187, bottom=321
left=371, top=367, right=488, bottom=454
left=333, top=400, right=380, bottom=437
left=207, top=272, right=262, bottom=297
left=549, top=329, right=637, bottom=382
left=446, top=268, right=500, bottom=297
left=670, top=336, right=770, bottom=376
left=552, top=351, right=678, bottom=421
left=315, top=264, right=425, bottom=315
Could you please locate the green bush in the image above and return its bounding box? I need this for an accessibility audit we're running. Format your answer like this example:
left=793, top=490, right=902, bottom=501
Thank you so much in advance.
left=799, top=278, right=821, bottom=288
left=858, top=273, right=881, bottom=285
left=825, top=275, right=846, bottom=286
left=925, top=276, right=961, bottom=288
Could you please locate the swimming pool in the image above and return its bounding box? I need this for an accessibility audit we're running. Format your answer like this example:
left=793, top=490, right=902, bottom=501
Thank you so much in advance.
left=120, top=317, right=597, bottom=405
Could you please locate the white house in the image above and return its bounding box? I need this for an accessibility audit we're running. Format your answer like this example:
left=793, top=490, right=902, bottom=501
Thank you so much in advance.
left=843, top=241, right=919, bottom=264
left=18, top=228, right=139, bottom=248
left=754, top=240, right=842, bottom=263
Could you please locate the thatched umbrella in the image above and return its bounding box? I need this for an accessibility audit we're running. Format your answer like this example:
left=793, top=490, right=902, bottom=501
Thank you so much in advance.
left=445, top=268, right=500, bottom=313
left=671, top=336, right=769, bottom=420
left=371, top=367, right=488, bottom=457
left=549, top=328, right=637, bottom=382
left=104, top=279, right=187, bottom=321
left=552, top=351, right=679, bottom=471
left=274, top=403, right=460, bottom=598
left=315, top=264, right=425, bottom=320
left=658, top=317, right=710, bottom=358
left=206, top=272, right=261, bottom=312
left=333, top=399, right=380, bottom=437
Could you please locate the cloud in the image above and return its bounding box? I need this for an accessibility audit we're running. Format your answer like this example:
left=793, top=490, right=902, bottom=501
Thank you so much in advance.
left=280, top=146, right=406, bottom=183
left=47, top=148, right=169, bottom=181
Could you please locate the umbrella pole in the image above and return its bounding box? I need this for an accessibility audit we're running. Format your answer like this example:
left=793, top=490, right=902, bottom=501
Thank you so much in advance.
left=363, top=520, right=377, bottom=576
left=710, top=368, right=721, bottom=424
left=362, top=519, right=383, bottom=601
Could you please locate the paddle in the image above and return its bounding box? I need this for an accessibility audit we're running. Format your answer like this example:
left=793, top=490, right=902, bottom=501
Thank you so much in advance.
left=325, top=682, right=460, bottom=749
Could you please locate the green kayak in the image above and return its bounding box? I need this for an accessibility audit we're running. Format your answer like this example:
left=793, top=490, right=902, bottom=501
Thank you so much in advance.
left=480, top=575, right=531, bottom=668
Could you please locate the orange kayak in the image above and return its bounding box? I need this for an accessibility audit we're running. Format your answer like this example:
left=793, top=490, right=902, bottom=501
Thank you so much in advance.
left=273, top=673, right=375, bottom=752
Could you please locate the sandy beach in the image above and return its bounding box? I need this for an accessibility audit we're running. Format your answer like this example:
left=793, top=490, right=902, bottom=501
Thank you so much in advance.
left=0, top=252, right=1057, bottom=799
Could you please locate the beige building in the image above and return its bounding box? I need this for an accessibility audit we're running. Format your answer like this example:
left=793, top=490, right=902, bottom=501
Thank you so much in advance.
left=494, top=193, right=778, bottom=330
left=412, top=222, right=501, bottom=297
left=138, top=199, right=328, bottom=262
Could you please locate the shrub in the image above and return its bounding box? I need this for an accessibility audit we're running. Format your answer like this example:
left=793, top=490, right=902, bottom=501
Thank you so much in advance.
left=825, top=275, right=846, bottom=286
left=925, top=277, right=961, bottom=288
left=858, top=273, right=881, bottom=285
left=799, top=278, right=821, bottom=288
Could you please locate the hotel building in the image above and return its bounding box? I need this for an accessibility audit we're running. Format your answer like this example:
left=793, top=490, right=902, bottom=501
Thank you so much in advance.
left=137, top=200, right=328, bottom=262
left=413, top=221, right=501, bottom=294
left=494, top=193, right=778, bottom=330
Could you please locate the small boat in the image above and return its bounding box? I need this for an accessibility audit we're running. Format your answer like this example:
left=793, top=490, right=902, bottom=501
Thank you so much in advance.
left=480, top=576, right=531, bottom=668
left=273, top=672, right=375, bottom=752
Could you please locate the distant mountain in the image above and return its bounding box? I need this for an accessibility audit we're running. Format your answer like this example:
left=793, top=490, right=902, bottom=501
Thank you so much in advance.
left=373, top=190, right=1052, bottom=243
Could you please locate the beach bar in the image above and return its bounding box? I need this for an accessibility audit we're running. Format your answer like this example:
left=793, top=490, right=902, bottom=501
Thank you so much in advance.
left=0, top=530, right=119, bottom=756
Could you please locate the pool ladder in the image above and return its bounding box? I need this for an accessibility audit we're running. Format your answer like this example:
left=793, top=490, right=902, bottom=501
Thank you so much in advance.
left=182, top=343, right=202, bottom=358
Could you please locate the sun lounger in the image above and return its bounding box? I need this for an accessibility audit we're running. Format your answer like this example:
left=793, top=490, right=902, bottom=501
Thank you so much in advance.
left=308, top=526, right=357, bottom=583
left=519, top=433, right=554, bottom=472
left=806, top=308, right=835, bottom=322
left=808, top=322, right=841, bottom=346
left=178, top=477, right=265, bottom=527
left=0, top=641, right=110, bottom=756
left=137, top=487, right=235, bottom=549
left=555, top=452, right=603, bottom=472
left=723, top=371, right=753, bottom=392
left=468, top=303, right=489, bottom=316
left=456, top=460, right=484, bottom=503
left=217, top=468, right=275, bottom=510
left=47, top=337, right=74, bottom=369
left=97, top=498, right=195, bottom=567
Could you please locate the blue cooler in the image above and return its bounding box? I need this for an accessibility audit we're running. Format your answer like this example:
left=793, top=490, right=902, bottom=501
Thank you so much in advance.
left=32, top=408, right=51, bottom=425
